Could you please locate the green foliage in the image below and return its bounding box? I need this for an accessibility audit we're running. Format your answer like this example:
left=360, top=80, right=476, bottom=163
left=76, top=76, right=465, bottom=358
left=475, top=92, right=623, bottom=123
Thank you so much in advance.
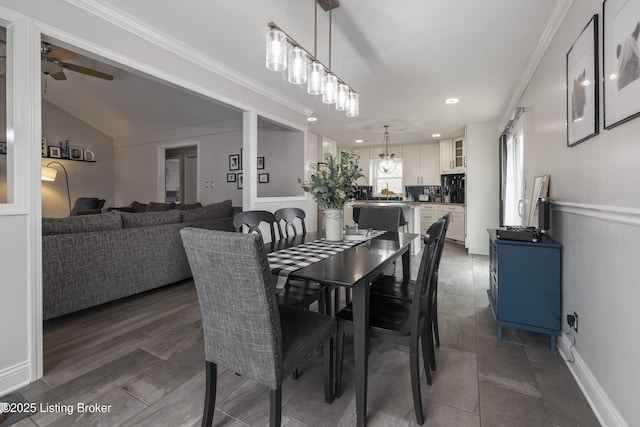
left=299, top=151, right=364, bottom=209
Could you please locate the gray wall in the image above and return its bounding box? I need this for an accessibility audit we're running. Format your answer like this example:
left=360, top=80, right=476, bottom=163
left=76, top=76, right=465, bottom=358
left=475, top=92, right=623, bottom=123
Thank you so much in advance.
left=518, top=1, right=640, bottom=424
left=257, top=128, right=305, bottom=198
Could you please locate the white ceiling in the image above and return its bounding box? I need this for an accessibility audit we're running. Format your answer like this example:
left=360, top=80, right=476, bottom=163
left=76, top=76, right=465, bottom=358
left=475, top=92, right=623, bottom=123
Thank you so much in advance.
left=41, top=0, right=560, bottom=147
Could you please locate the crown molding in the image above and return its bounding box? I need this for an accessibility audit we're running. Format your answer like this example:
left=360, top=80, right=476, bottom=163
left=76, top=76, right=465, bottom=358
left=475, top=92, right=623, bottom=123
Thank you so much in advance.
left=499, top=0, right=574, bottom=129
left=64, top=0, right=313, bottom=117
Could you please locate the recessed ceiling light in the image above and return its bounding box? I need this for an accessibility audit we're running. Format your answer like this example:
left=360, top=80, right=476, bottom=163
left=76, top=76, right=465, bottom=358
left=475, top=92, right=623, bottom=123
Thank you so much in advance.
left=355, top=139, right=363, bottom=144
left=445, top=98, right=459, bottom=104
left=307, top=117, right=317, bottom=122
left=432, top=133, right=441, bottom=138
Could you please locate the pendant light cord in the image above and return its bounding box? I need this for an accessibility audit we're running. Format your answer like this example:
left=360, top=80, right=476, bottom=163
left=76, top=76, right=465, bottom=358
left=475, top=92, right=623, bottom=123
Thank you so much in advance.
left=329, top=0, right=332, bottom=69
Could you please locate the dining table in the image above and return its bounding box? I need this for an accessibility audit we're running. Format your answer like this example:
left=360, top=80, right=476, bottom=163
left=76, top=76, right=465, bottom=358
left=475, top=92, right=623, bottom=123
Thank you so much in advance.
left=265, top=230, right=418, bottom=427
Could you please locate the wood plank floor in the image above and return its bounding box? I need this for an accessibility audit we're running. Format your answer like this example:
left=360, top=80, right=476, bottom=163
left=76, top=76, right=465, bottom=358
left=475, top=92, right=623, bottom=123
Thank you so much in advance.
left=12, top=242, right=600, bottom=426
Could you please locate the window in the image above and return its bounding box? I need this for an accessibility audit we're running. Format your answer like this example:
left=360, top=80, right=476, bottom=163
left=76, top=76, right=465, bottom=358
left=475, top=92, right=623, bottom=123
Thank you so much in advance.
left=501, top=116, right=524, bottom=226
left=370, top=158, right=403, bottom=196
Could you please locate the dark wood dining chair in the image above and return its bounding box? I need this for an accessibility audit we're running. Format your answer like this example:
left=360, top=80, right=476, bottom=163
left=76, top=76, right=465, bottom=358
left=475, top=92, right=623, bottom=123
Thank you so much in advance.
left=233, top=210, right=279, bottom=242
left=274, top=207, right=307, bottom=238
left=334, top=218, right=445, bottom=425
left=180, top=228, right=336, bottom=427
left=369, top=213, right=451, bottom=372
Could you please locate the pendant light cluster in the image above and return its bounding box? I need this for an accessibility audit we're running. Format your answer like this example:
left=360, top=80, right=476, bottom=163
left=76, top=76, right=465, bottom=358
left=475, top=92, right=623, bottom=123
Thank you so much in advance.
left=265, top=0, right=359, bottom=117
left=378, top=125, right=396, bottom=173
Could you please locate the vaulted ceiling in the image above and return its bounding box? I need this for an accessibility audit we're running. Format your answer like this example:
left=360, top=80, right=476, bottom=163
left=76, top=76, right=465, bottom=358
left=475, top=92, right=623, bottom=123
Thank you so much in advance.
left=40, top=0, right=562, bottom=147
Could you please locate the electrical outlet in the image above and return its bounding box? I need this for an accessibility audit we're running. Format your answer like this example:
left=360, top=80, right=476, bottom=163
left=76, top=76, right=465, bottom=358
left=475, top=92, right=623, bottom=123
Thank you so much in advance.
left=567, top=312, right=578, bottom=333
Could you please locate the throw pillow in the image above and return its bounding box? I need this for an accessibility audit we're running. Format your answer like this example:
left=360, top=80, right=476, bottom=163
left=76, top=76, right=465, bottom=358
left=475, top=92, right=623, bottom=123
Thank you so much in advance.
left=130, top=201, right=148, bottom=213
left=146, top=202, right=176, bottom=212
left=180, top=199, right=233, bottom=222
left=172, top=202, right=203, bottom=210
left=121, top=210, right=181, bottom=228
left=42, top=211, right=122, bottom=236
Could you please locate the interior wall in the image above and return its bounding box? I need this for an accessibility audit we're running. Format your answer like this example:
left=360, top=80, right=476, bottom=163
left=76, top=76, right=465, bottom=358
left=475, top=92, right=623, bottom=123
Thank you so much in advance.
left=518, top=1, right=639, bottom=424
left=41, top=101, right=114, bottom=217
left=466, top=123, right=500, bottom=255
left=257, top=129, right=304, bottom=198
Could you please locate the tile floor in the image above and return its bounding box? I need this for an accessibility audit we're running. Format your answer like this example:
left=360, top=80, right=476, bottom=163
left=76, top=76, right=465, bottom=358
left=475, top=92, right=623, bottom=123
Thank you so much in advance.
left=11, top=242, right=600, bottom=426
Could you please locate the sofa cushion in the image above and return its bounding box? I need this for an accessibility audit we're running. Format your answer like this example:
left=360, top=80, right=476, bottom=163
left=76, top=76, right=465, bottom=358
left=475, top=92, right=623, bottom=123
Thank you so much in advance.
left=121, top=210, right=181, bottom=228
left=172, top=202, right=203, bottom=210
left=180, top=199, right=233, bottom=222
left=147, top=202, right=175, bottom=212
left=42, top=211, right=122, bottom=236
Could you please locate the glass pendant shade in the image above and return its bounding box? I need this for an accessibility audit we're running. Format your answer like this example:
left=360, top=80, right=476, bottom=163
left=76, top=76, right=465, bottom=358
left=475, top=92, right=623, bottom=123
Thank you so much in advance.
left=266, top=28, right=287, bottom=71
left=307, top=61, right=325, bottom=95
left=288, top=46, right=307, bottom=84
left=336, top=83, right=349, bottom=111
left=322, top=73, right=338, bottom=104
left=346, top=91, right=359, bottom=117
left=378, top=156, right=396, bottom=173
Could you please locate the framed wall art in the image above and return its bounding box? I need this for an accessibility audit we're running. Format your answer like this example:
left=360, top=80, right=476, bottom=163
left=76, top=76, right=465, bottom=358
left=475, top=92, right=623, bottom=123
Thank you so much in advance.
left=257, top=157, right=265, bottom=169
left=567, top=14, right=599, bottom=146
left=604, top=0, right=640, bottom=129
left=48, top=146, right=61, bottom=158
left=237, top=173, right=243, bottom=189
left=229, top=154, right=240, bottom=171
left=70, top=146, right=84, bottom=160
left=258, top=173, right=269, bottom=183
left=227, top=173, right=236, bottom=182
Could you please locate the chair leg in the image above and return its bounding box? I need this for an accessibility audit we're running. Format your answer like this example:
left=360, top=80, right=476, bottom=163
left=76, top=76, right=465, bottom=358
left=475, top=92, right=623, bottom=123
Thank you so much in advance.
left=335, top=321, right=345, bottom=398
left=270, top=387, right=282, bottom=427
left=420, top=331, right=432, bottom=386
left=410, top=336, right=425, bottom=425
left=323, top=337, right=334, bottom=403
left=202, top=361, right=217, bottom=427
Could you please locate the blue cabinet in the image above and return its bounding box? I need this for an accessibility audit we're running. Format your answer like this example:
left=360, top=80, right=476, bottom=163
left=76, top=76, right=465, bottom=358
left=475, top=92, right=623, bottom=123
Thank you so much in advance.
left=487, top=229, right=562, bottom=350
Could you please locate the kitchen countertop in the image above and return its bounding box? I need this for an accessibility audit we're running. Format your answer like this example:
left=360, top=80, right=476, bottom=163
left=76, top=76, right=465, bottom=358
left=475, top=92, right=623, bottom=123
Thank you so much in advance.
left=351, top=200, right=465, bottom=207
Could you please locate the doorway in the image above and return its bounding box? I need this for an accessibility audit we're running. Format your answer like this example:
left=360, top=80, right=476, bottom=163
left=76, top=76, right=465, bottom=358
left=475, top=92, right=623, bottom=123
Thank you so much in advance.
left=165, top=145, right=197, bottom=204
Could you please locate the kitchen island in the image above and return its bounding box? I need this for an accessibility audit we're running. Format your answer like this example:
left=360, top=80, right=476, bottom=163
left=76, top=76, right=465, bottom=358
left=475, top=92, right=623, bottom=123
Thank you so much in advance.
left=346, top=201, right=422, bottom=255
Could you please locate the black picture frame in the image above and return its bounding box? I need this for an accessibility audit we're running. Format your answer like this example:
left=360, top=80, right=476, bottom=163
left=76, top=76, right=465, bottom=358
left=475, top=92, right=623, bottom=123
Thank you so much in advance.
left=0, top=141, right=6, bottom=155
left=237, top=173, right=243, bottom=189
left=70, top=146, right=84, bottom=160
left=229, top=154, right=240, bottom=171
left=48, top=146, right=61, bottom=158
left=603, top=0, right=640, bottom=129
left=257, top=157, right=265, bottom=169
left=240, top=148, right=243, bottom=170
left=567, top=14, right=599, bottom=146
left=227, top=173, right=236, bottom=182
left=259, top=173, right=269, bottom=183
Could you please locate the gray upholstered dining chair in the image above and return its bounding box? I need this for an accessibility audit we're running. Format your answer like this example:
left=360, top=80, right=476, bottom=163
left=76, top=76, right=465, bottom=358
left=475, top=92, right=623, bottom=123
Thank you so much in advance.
left=357, top=206, right=402, bottom=276
left=334, top=218, right=445, bottom=425
left=180, top=228, right=336, bottom=427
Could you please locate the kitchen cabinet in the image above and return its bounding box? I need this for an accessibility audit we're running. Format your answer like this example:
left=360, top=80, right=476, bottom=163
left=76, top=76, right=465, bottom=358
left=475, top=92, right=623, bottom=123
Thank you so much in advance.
left=439, top=204, right=465, bottom=242
left=440, top=137, right=466, bottom=173
left=487, top=229, right=561, bottom=350
left=420, top=204, right=439, bottom=236
left=403, top=144, right=439, bottom=185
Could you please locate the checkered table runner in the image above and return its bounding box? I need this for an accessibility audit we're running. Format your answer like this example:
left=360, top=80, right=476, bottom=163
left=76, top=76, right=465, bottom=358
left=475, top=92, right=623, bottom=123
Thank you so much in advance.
left=268, top=230, right=387, bottom=290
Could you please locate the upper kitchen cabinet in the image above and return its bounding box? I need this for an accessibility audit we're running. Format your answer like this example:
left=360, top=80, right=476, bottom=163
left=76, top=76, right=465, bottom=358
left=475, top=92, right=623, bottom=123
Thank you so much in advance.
left=440, top=136, right=466, bottom=173
left=403, top=144, right=440, bottom=185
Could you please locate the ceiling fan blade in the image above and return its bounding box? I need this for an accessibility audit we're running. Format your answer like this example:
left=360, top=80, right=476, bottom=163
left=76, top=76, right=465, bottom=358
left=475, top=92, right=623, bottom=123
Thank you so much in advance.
left=59, top=62, right=114, bottom=81
left=51, top=70, right=67, bottom=81
left=46, top=47, right=78, bottom=62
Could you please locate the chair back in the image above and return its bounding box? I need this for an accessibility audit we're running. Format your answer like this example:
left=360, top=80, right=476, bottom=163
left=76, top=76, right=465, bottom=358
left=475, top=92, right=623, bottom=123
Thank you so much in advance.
left=430, top=213, right=452, bottom=297
left=180, top=228, right=283, bottom=389
left=274, top=208, right=307, bottom=238
left=410, top=219, right=445, bottom=328
left=357, top=207, right=401, bottom=231
left=233, top=210, right=278, bottom=242
left=70, top=197, right=105, bottom=215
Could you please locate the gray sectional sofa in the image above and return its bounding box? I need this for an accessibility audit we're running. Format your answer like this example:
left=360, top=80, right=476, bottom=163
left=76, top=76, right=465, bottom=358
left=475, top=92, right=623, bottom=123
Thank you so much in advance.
left=42, top=199, right=238, bottom=320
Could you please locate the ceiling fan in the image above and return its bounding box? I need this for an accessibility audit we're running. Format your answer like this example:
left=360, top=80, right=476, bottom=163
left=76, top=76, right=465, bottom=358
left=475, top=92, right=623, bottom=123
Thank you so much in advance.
left=41, top=42, right=114, bottom=81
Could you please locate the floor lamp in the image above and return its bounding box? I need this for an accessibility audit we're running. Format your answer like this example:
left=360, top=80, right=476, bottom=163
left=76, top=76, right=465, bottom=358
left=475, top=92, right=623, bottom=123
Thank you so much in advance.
left=41, top=161, right=71, bottom=215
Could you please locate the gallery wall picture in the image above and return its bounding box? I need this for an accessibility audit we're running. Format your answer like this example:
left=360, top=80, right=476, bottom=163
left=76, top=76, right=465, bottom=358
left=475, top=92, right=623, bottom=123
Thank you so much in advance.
left=237, top=173, right=243, bottom=189
left=604, top=0, right=640, bottom=129
left=70, top=146, right=84, bottom=160
left=567, top=14, right=599, bottom=146
left=229, top=154, right=240, bottom=171
left=257, top=157, right=265, bottom=169
left=227, top=173, right=236, bottom=182
left=258, top=173, right=269, bottom=183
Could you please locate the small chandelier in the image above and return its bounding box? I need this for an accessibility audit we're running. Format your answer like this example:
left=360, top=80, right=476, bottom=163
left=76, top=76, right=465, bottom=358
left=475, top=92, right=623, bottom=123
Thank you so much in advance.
left=378, top=125, right=396, bottom=173
left=265, top=0, right=359, bottom=117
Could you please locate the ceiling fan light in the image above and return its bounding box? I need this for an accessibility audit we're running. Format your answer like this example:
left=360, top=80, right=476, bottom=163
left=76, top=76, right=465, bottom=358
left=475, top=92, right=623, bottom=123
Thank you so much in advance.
left=322, top=73, right=338, bottom=104
left=346, top=91, right=359, bottom=117
left=335, top=83, right=349, bottom=111
left=307, top=61, right=325, bottom=95
left=288, top=46, right=308, bottom=84
left=266, top=28, right=287, bottom=71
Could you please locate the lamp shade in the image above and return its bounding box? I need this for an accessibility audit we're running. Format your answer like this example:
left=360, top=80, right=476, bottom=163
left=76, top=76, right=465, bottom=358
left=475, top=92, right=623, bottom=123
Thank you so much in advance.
left=307, top=61, right=325, bottom=95
left=322, top=73, right=338, bottom=104
left=336, top=83, right=349, bottom=111
left=346, top=91, right=359, bottom=117
left=266, top=28, right=287, bottom=71
left=41, top=166, right=57, bottom=181
left=288, top=46, right=308, bottom=84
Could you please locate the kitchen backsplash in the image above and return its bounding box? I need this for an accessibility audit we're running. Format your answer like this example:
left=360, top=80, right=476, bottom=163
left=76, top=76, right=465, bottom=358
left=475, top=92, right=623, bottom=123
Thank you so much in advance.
left=406, top=186, right=441, bottom=202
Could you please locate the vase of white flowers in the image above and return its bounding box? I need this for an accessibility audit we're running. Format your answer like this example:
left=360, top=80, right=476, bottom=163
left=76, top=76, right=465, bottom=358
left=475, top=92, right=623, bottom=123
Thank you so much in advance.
left=300, top=151, right=364, bottom=241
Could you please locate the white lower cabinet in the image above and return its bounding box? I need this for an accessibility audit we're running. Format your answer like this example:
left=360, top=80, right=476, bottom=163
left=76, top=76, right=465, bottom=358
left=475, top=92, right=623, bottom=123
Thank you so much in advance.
left=420, top=204, right=465, bottom=243
left=420, top=204, right=439, bottom=236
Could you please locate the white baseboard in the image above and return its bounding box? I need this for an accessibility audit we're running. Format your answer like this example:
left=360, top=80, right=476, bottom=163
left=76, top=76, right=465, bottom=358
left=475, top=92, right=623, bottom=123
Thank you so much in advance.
left=467, top=245, right=489, bottom=256
left=0, top=361, right=30, bottom=396
left=558, top=334, right=629, bottom=427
